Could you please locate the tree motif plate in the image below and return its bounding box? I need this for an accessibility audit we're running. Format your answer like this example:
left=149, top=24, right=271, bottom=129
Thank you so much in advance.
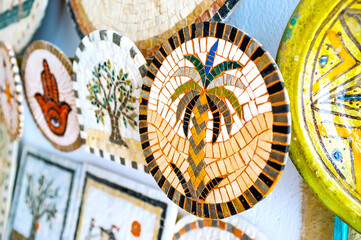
left=73, top=29, right=148, bottom=171
left=277, top=0, right=361, bottom=232
left=140, top=22, right=291, bottom=218
left=66, top=0, right=242, bottom=57
left=0, top=42, right=23, bottom=140
left=173, top=216, right=267, bottom=240
left=22, top=41, right=82, bottom=152
left=0, top=0, right=49, bottom=53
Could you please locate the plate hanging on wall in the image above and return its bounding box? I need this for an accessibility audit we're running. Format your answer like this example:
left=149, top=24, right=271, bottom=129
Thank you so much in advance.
left=22, top=41, right=82, bottom=152
left=0, top=0, right=49, bottom=53
left=0, top=42, right=23, bottom=140
left=73, top=29, right=148, bottom=172
left=140, top=22, right=291, bottom=218
left=66, top=0, right=242, bottom=57
left=277, top=0, right=361, bottom=232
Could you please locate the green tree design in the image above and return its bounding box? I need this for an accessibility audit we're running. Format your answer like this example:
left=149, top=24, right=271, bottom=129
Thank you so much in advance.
left=87, top=60, right=138, bottom=148
left=171, top=40, right=244, bottom=201
left=25, top=174, right=59, bottom=240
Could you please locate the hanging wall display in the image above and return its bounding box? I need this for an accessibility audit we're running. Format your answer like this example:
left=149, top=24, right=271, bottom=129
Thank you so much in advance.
left=0, top=121, right=18, bottom=240
left=0, top=42, right=24, bottom=140
left=173, top=216, right=268, bottom=240
left=22, top=41, right=82, bottom=152
left=66, top=0, right=242, bottom=57
left=6, top=145, right=82, bottom=240
left=140, top=22, right=291, bottom=218
left=73, top=164, right=178, bottom=240
left=73, top=29, right=148, bottom=172
left=277, top=0, right=361, bottom=232
left=0, top=0, right=49, bottom=53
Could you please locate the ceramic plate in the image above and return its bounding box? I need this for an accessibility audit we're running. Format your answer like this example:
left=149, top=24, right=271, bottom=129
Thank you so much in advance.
left=66, top=0, right=242, bottom=57
left=73, top=29, right=148, bottom=172
left=22, top=41, right=82, bottom=152
left=140, top=22, right=291, bottom=218
left=0, top=0, right=49, bottom=53
left=277, top=0, right=361, bottom=232
left=0, top=42, right=23, bottom=140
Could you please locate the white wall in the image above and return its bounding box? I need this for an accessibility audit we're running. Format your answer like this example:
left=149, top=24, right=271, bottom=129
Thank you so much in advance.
left=23, top=0, right=303, bottom=239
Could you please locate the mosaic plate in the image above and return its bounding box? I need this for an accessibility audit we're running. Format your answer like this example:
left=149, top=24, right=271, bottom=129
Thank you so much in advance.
left=66, top=0, right=242, bottom=57
left=0, top=121, right=18, bottom=240
left=73, top=164, right=178, bottom=240
left=73, top=29, right=148, bottom=172
left=173, top=216, right=267, bottom=240
left=22, top=41, right=82, bottom=152
left=140, top=22, right=291, bottom=218
left=277, top=0, right=361, bottom=232
left=0, top=42, right=23, bottom=140
left=0, top=0, right=49, bottom=53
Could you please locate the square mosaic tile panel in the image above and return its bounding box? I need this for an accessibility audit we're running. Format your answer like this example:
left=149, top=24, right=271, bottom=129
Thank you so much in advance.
left=73, top=164, right=178, bottom=240
left=140, top=22, right=291, bottom=218
left=0, top=42, right=24, bottom=140
left=73, top=29, right=149, bottom=172
left=22, top=41, right=82, bottom=152
left=0, top=0, right=48, bottom=53
left=66, top=0, right=242, bottom=57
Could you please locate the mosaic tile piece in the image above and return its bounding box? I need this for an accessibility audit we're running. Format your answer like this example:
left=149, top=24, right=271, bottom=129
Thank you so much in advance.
left=6, top=145, right=82, bottom=239
left=173, top=216, right=268, bottom=240
left=0, top=121, right=18, bottom=240
left=66, top=0, right=242, bottom=57
left=140, top=22, right=291, bottom=218
left=0, top=0, right=48, bottom=53
left=73, top=29, right=149, bottom=172
left=0, top=42, right=24, bottom=140
left=22, top=41, right=82, bottom=152
left=73, top=164, right=178, bottom=240
left=277, top=0, right=361, bottom=232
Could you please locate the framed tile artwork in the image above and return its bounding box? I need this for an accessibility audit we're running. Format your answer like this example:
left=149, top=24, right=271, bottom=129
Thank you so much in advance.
left=73, top=164, right=178, bottom=240
left=140, top=22, right=291, bottom=218
left=66, top=0, right=242, bottom=57
left=73, top=29, right=149, bottom=172
left=173, top=216, right=268, bottom=240
left=277, top=0, right=361, bottom=232
left=0, top=0, right=49, bottom=53
left=0, top=121, right=18, bottom=240
left=22, top=41, right=82, bottom=152
left=0, top=42, right=24, bottom=140
left=6, top=145, right=82, bottom=240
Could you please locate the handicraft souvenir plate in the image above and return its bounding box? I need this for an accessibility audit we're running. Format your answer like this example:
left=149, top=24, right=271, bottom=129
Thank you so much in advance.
left=0, top=121, right=18, bottom=240
left=6, top=145, right=82, bottom=240
left=22, top=41, right=82, bottom=152
left=0, top=0, right=49, bottom=53
left=140, top=22, right=291, bottom=218
left=73, top=164, right=178, bottom=240
left=0, top=42, right=23, bottom=140
left=66, top=0, right=242, bottom=57
left=73, top=30, right=148, bottom=171
left=277, top=0, right=361, bottom=232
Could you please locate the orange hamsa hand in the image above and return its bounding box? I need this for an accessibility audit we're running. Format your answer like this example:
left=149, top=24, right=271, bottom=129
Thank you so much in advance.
left=35, top=59, right=71, bottom=136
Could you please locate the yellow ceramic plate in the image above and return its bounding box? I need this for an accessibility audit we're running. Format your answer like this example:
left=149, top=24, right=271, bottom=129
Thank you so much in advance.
left=277, top=0, right=361, bottom=232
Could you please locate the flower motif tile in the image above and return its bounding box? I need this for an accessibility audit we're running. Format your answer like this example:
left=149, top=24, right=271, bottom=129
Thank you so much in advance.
left=140, top=22, right=291, bottom=218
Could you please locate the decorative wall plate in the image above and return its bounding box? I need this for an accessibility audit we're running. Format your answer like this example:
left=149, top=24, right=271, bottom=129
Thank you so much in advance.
left=173, top=216, right=268, bottom=240
left=6, top=145, right=82, bottom=240
left=140, top=22, right=291, bottom=218
left=73, top=164, right=178, bottom=240
left=0, top=0, right=49, bottom=53
left=277, top=0, right=361, bottom=232
left=66, top=0, right=242, bottom=57
left=73, top=29, right=148, bottom=172
left=22, top=41, right=82, bottom=152
left=0, top=42, right=23, bottom=140
left=0, top=121, right=18, bottom=240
